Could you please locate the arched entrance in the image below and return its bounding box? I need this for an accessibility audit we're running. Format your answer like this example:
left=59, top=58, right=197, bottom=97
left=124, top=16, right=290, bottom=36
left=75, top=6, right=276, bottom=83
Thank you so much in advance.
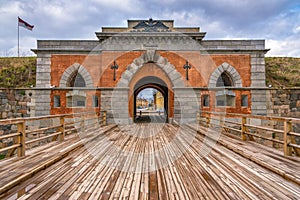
left=127, top=62, right=175, bottom=124
left=133, top=76, right=168, bottom=123
left=108, top=51, right=187, bottom=124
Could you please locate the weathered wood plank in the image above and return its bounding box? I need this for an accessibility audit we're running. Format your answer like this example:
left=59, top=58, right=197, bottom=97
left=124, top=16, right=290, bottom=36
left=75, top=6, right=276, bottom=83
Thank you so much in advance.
left=1, top=123, right=300, bottom=200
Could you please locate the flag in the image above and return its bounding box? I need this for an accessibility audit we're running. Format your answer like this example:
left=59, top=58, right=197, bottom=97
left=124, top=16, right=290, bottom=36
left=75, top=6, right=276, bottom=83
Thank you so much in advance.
left=18, top=17, right=34, bottom=31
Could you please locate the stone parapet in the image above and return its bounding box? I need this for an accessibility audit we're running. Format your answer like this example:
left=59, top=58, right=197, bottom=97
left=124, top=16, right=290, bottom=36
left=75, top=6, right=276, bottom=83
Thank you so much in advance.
left=201, top=40, right=266, bottom=51
left=173, top=88, right=200, bottom=124
left=250, top=53, right=266, bottom=88
left=35, top=90, right=51, bottom=116
left=251, top=90, right=267, bottom=116
left=36, top=53, right=51, bottom=88
left=36, top=40, right=99, bottom=50
left=101, top=89, right=131, bottom=124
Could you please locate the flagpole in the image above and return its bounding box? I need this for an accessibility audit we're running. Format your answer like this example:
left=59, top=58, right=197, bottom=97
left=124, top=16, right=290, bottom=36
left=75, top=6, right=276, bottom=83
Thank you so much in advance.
left=17, top=17, right=34, bottom=57
left=17, top=16, right=20, bottom=57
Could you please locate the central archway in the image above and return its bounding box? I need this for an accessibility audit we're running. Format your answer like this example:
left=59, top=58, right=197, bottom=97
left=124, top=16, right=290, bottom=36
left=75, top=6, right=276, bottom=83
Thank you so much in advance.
left=127, top=62, right=175, bottom=124
left=134, top=76, right=168, bottom=123
left=109, top=50, right=188, bottom=124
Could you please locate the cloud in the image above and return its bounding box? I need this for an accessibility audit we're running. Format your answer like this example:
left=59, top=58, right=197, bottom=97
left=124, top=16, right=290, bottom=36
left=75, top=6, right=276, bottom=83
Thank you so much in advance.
left=266, top=35, right=300, bottom=57
left=137, top=88, right=155, bottom=99
left=294, top=26, right=300, bottom=34
left=91, top=0, right=143, bottom=13
left=145, top=0, right=292, bottom=24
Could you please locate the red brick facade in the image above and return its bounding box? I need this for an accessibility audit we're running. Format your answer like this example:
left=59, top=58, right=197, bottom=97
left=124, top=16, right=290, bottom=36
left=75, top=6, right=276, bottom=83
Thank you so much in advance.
left=49, top=51, right=252, bottom=116
left=33, top=19, right=268, bottom=121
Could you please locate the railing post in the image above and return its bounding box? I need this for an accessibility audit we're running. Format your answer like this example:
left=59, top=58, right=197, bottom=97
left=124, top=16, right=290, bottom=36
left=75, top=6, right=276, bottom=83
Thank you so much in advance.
left=241, top=116, right=247, bottom=141
left=95, top=113, right=99, bottom=127
left=219, top=114, right=224, bottom=130
left=103, top=111, right=107, bottom=125
left=81, top=115, right=85, bottom=133
left=59, top=116, right=65, bottom=141
left=206, top=116, right=210, bottom=128
left=284, top=119, right=292, bottom=156
left=197, top=112, right=200, bottom=125
left=17, top=121, right=26, bottom=157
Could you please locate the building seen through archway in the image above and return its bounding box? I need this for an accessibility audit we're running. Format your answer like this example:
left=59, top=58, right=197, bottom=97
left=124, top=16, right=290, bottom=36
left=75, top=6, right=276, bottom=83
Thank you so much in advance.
left=134, top=88, right=166, bottom=123
left=133, top=76, right=168, bottom=123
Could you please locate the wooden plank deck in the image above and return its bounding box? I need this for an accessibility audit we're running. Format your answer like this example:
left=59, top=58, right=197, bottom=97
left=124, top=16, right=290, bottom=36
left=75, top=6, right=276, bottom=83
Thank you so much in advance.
left=0, top=123, right=300, bottom=199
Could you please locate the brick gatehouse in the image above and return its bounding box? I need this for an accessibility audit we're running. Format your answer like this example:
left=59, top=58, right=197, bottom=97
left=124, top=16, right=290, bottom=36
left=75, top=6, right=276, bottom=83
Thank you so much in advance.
left=32, top=19, right=268, bottom=124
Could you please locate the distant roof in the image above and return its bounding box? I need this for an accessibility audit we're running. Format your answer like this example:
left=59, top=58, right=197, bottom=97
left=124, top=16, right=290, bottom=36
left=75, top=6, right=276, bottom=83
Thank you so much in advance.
left=101, top=18, right=201, bottom=33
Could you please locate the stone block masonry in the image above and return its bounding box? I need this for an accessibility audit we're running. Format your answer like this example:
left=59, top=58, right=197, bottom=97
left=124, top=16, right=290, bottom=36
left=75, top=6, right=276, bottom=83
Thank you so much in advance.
left=35, top=53, right=52, bottom=116
left=266, top=88, right=300, bottom=145
left=101, top=89, right=131, bottom=124
left=173, top=88, right=200, bottom=124
left=267, top=88, right=300, bottom=118
left=0, top=89, right=35, bottom=119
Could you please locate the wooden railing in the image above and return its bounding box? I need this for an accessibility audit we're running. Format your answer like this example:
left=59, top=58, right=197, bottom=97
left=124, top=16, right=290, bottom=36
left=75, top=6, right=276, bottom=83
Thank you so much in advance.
left=0, top=111, right=107, bottom=159
left=197, top=111, right=300, bottom=157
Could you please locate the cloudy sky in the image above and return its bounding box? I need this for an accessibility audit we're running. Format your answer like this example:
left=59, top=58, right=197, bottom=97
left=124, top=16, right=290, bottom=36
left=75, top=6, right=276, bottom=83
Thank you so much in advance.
left=0, top=0, right=299, bottom=57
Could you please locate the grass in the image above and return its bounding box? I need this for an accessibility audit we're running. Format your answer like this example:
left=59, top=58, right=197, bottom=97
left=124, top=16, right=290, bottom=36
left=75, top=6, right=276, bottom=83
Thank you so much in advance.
left=265, top=57, right=300, bottom=87
left=0, top=57, right=36, bottom=88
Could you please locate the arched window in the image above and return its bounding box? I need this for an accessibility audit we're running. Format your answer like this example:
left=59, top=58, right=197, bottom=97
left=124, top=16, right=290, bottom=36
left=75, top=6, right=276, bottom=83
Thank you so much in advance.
left=216, top=72, right=233, bottom=87
left=60, top=63, right=93, bottom=87
left=208, top=63, right=242, bottom=88
left=67, top=71, right=86, bottom=87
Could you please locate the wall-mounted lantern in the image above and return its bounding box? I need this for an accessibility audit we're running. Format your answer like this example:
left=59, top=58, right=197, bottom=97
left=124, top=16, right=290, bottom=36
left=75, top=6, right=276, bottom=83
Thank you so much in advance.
left=111, top=60, right=119, bottom=81
left=183, top=60, right=191, bottom=80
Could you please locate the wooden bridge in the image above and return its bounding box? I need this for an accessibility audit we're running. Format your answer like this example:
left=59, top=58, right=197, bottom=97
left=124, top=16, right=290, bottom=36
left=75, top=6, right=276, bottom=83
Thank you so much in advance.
left=0, top=112, right=300, bottom=199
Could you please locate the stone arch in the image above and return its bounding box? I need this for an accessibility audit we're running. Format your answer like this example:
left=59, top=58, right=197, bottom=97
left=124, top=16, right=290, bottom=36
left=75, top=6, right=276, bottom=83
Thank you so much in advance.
left=116, top=50, right=185, bottom=88
left=107, top=50, right=199, bottom=124
left=59, top=63, right=93, bottom=87
left=133, top=76, right=169, bottom=123
left=208, top=62, right=242, bottom=88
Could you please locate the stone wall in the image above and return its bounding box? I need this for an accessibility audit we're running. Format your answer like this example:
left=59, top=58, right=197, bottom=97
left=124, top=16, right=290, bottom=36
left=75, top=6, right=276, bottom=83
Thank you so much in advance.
left=267, top=88, right=300, bottom=118
left=267, top=88, right=300, bottom=146
left=0, top=89, right=35, bottom=151
left=0, top=89, right=35, bottom=119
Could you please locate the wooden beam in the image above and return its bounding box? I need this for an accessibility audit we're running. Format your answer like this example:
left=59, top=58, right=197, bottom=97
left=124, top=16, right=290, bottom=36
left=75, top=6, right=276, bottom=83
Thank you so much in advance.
left=102, top=111, right=107, bottom=125
left=241, top=116, right=247, bottom=141
left=17, top=121, right=26, bottom=157
left=284, top=120, right=292, bottom=156
left=59, top=116, right=65, bottom=142
left=290, top=136, right=300, bottom=156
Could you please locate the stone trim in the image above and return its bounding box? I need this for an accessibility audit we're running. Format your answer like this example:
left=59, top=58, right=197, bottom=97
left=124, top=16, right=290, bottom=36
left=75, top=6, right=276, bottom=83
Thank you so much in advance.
left=208, top=62, right=242, bottom=88
left=106, top=50, right=200, bottom=124
left=99, top=33, right=204, bottom=51
left=108, top=50, right=187, bottom=124
left=117, top=50, right=184, bottom=87
left=59, top=63, right=93, bottom=87
left=66, top=90, right=87, bottom=97
left=36, top=53, right=51, bottom=88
